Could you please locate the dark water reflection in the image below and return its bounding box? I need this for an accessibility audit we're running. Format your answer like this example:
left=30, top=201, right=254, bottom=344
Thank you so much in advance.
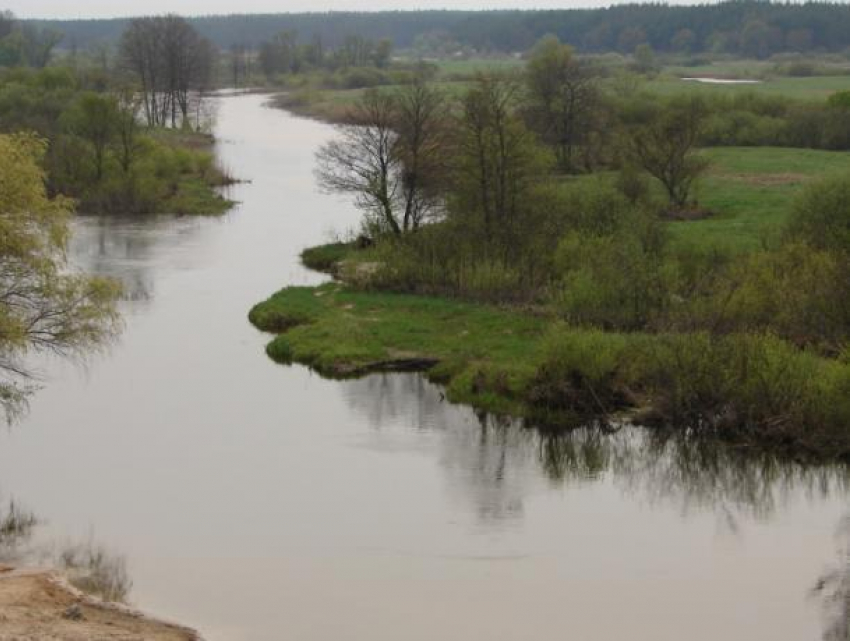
left=0, top=94, right=846, bottom=641
left=0, top=499, right=39, bottom=562
left=343, top=373, right=850, bottom=525
left=69, top=215, right=219, bottom=303
left=345, top=373, right=850, bottom=639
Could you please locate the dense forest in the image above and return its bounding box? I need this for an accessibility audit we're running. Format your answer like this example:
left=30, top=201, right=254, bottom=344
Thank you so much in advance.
left=29, top=3, right=850, bottom=58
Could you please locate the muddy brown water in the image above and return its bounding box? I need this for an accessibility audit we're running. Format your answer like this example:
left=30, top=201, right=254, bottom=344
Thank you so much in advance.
left=0, top=93, right=848, bottom=641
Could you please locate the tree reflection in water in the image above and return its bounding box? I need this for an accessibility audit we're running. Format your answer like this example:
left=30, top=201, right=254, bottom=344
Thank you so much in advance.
left=343, top=372, right=850, bottom=638
left=0, top=499, right=39, bottom=562
left=70, top=214, right=217, bottom=304
left=0, top=496, right=132, bottom=602
left=814, top=513, right=850, bottom=640
left=342, top=372, right=850, bottom=523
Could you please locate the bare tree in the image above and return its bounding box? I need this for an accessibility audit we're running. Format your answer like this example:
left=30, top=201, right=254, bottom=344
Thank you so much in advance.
left=120, top=17, right=163, bottom=126
left=394, top=78, right=451, bottom=231
left=19, top=24, right=63, bottom=68
left=0, top=10, right=15, bottom=40
left=316, top=81, right=451, bottom=237
left=113, top=89, right=142, bottom=173
left=120, top=16, right=215, bottom=129
left=316, top=89, right=403, bottom=235
left=229, top=44, right=251, bottom=87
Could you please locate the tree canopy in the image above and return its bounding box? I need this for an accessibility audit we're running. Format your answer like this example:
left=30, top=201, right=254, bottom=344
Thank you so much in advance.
left=27, top=2, right=850, bottom=58
left=0, top=133, right=120, bottom=420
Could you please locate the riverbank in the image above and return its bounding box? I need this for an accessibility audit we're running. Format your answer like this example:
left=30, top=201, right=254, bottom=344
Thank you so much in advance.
left=249, top=257, right=850, bottom=459
left=0, top=566, right=201, bottom=640
left=113, top=128, right=238, bottom=216
left=0, top=67, right=237, bottom=217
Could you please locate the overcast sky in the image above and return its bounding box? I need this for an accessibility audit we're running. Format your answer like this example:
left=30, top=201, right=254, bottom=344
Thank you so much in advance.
left=7, top=0, right=697, bottom=20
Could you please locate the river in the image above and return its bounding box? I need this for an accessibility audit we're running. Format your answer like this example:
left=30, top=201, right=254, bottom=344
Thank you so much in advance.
left=0, top=93, right=848, bottom=640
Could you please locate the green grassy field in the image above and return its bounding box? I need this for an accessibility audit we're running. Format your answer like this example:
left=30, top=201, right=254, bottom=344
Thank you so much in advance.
left=432, top=57, right=525, bottom=79
left=550, top=146, right=850, bottom=252
left=249, top=280, right=850, bottom=456
left=275, top=80, right=472, bottom=122
left=249, top=282, right=548, bottom=415
left=682, top=147, right=850, bottom=250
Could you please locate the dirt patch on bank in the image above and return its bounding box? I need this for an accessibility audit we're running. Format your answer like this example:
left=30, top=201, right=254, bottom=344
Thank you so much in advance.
left=0, top=567, right=201, bottom=640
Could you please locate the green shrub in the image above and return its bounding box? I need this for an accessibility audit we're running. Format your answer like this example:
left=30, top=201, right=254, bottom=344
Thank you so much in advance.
left=787, top=174, right=850, bottom=253
left=554, top=208, right=671, bottom=329
left=527, top=326, right=632, bottom=417
left=705, top=243, right=849, bottom=350
left=301, top=242, right=356, bottom=273
left=626, top=332, right=850, bottom=452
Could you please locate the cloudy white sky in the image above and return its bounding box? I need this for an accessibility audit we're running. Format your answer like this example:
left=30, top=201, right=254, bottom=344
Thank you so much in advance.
left=8, top=0, right=696, bottom=20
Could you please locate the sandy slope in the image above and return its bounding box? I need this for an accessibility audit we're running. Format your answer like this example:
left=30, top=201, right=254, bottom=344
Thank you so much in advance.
left=0, top=566, right=201, bottom=640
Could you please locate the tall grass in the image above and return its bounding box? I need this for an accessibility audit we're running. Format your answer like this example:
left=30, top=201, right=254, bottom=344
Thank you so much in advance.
left=59, top=540, right=133, bottom=603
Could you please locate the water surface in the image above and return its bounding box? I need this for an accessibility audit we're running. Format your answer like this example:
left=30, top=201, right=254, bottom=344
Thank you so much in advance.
left=682, top=76, right=763, bottom=84
left=0, top=94, right=846, bottom=641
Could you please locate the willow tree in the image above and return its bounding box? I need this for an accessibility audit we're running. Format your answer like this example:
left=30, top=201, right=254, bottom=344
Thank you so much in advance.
left=0, top=134, right=120, bottom=420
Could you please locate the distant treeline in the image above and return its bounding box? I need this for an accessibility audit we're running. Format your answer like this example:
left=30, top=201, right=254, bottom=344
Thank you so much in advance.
left=28, top=3, right=850, bottom=57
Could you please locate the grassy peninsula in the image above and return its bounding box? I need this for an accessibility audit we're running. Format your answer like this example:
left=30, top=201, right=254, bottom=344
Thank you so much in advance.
left=251, top=265, right=850, bottom=460
left=253, top=139, right=850, bottom=456
left=251, top=37, right=850, bottom=459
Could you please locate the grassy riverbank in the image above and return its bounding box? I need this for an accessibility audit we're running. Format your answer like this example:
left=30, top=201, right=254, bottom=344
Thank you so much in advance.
left=143, top=129, right=236, bottom=216
left=0, top=67, right=236, bottom=217
left=250, top=278, right=850, bottom=457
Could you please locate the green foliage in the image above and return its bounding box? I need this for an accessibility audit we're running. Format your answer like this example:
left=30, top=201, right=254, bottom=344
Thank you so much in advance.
left=301, top=242, right=357, bottom=273
left=632, top=43, right=658, bottom=75
left=621, top=94, right=710, bottom=210
left=554, top=208, right=670, bottom=329
left=259, top=53, right=850, bottom=458
left=787, top=174, right=850, bottom=254
left=31, top=3, right=850, bottom=60
left=0, top=133, right=120, bottom=421
left=681, top=242, right=850, bottom=351
left=827, top=91, right=850, bottom=110
left=0, top=67, right=233, bottom=216
left=628, top=333, right=850, bottom=451
left=528, top=327, right=631, bottom=417
left=0, top=12, right=61, bottom=69
left=451, top=75, right=552, bottom=258
left=525, top=35, right=604, bottom=172
left=259, top=32, right=393, bottom=80
left=249, top=281, right=850, bottom=457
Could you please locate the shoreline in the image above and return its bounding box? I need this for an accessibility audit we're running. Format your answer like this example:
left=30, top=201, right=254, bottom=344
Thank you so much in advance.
left=249, top=245, right=850, bottom=462
left=0, top=566, right=202, bottom=640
